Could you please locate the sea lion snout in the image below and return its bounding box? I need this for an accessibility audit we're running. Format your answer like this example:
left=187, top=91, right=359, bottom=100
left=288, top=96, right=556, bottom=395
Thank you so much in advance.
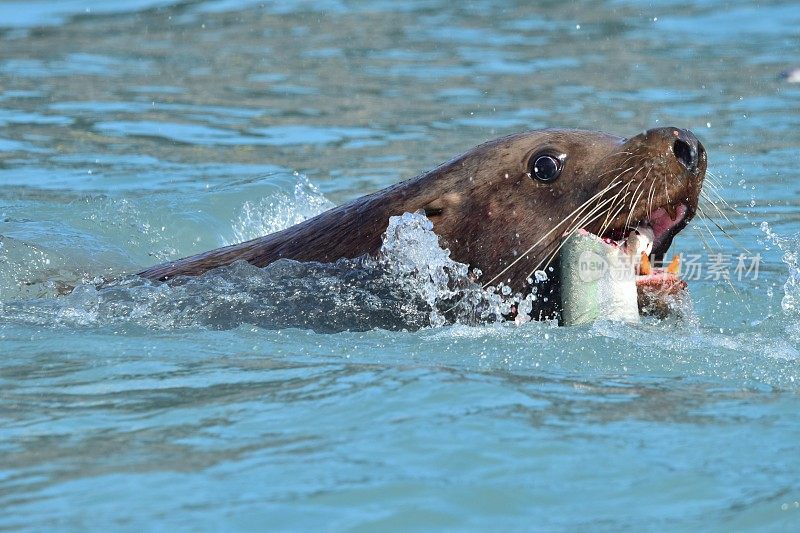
left=638, top=127, right=706, bottom=175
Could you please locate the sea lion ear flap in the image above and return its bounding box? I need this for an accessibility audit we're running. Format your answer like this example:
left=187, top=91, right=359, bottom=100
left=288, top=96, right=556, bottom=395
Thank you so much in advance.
left=422, top=201, right=444, bottom=218
left=421, top=193, right=463, bottom=220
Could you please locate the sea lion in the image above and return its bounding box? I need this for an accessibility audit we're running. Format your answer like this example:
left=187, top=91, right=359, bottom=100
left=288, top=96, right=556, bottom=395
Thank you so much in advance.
left=138, top=127, right=706, bottom=319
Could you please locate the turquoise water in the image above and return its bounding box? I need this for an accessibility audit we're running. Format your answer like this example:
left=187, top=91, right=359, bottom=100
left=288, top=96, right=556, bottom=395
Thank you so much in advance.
left=2, top=0, right=800, bottom=530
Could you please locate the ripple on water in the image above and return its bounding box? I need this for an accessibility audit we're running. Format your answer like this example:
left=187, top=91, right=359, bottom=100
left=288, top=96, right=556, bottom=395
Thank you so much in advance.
left=93, top=121, right=385, bottom=147
left=0, top=54, right=152, bottom=77
left=0, top=0, right=185, bottom=29
left=0, top=108, right=72, bottom=127
left=2, top=0, right=800, bottom=529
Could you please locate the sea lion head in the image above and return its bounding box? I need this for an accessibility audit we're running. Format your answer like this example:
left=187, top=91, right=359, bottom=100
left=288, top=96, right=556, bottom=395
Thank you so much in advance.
left=138, top=126, right=706, bottom=325
left=416, top=127, right=706, bottom=317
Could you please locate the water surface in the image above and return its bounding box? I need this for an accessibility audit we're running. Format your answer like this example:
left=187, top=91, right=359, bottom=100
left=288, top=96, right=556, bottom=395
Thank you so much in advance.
left=1, top=0, right=800, bottom=530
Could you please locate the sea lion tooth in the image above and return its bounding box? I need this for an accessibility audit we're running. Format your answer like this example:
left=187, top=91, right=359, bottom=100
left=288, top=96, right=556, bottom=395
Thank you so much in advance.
left=666, top=255, right=681, bottom=275
left=623, top=226, right=654, bottom=257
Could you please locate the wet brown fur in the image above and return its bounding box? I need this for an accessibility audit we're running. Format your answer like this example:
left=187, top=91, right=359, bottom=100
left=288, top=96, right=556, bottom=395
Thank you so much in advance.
left=139, top=127, right=706, bottom=316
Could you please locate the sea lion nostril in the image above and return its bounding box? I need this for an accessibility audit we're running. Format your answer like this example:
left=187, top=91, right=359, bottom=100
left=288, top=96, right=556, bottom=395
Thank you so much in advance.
left=673, top=138, right=698, bottom=173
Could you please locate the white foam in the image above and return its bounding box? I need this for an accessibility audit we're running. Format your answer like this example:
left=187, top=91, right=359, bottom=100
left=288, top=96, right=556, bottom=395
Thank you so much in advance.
left=761, top=221, right=800, bottom=313
left=228, top=174, right=334, bottom=244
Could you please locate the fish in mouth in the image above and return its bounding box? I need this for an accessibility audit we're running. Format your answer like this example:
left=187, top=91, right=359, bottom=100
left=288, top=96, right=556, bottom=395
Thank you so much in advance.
left=558, top=211, right=690, bottom=326
left=138, top=126, right=707, bottom=324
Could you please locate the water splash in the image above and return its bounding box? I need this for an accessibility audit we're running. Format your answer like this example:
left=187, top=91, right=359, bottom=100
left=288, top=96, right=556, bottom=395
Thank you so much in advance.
left=379, top=212, right=469, bottom=327
left=0, top=174, right=333, bottom=300
left=228, top=173, right=334, bottom=244
left=378, top=211, right=547, bottom=327
left=760, top=221, right=800, bottom=313
left=84, top=196, right=179, bottom=262
left=0, top=210, right=535, bottom=332
left=0, top=178, right=543, bottom=331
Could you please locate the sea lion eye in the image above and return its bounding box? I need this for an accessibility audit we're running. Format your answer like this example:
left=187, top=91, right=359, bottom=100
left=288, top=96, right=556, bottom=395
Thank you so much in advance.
left=529, top=154, right=562, bottom=183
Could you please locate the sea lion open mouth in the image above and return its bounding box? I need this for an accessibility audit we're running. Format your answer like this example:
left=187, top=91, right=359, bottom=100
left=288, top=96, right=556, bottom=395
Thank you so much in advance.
left=585, top=203, right=689, bottom=289
left=570, top=128, right=703, bottom=260
left=597, top=204, right=688, bottom=256
left=138, top=126, right=707, bottom=322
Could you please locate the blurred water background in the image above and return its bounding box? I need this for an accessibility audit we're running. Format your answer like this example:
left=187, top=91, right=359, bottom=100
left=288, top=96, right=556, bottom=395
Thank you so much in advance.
left=1, top=0, right=800, bottom=530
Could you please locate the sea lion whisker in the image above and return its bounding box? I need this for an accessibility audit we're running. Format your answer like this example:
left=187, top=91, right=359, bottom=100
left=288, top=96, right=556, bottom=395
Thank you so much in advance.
left=625, top=167, right=647, bottom=220
left=484, top=183, right=623, bottom=288
left=481, top=180, right=624, bottom=288
left=695, top=206, right=724, bottom=250
left=539, top=191, right=632, bottom=272
left=593, top=153, right=640, bottom=180
left=532, top=216, right=606, bottom=279
left=689, top=219, right=747, bottom=307
left=597, top=191, right=634, bottom=240
left=689, top=224, right=746, bottom=309
left=662, top=174, right=673, bottom=204
left=697, top=205, right=751, bottom=254
left=702, top=179, right=730, bottom=204
left=645, top=171, right=657, bottom=216
left=625, top=165, right=648, bottom=204
left=703, top=171, right=745, bottom=216
left=607, top=165, right=637, bottom=183
left=702, top=172, right=725, bottom=192
left=561, top=181, right=630, bottom=232
left=624, top=180, right=648, bottom=231
left=590, top=166, right=629, bottom=184
left=699, top=191, right=733, bottom=222
left=600, top=155, right=635, bottom=174
left=706, top=188, right=741, bottom=216
left=695, top=210, right=746, bottom=301
left=563, top=194, right=625, bottom=244
left=699, top=189, right=744, bottom=231
left=524, top=194, right=624, bottom=281
left=690, top=224, right=714, bottom=253
left=535, top=196, right=631, bottom=276
left=566, top=188, right=630, bottom=235
left=700, top=190, right=743, bottom=230
left=594, top=164, right=626, bottom=180
left=705, top=178, right=725, bottom=193
left=704, top=169, right=726, bottom=188
left=600, top=183, right=633, bottom=234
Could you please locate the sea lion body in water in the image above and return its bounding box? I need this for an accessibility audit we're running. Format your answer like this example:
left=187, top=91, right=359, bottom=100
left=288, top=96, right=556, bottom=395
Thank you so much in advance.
left=139, top=127, right=706, bottom=319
